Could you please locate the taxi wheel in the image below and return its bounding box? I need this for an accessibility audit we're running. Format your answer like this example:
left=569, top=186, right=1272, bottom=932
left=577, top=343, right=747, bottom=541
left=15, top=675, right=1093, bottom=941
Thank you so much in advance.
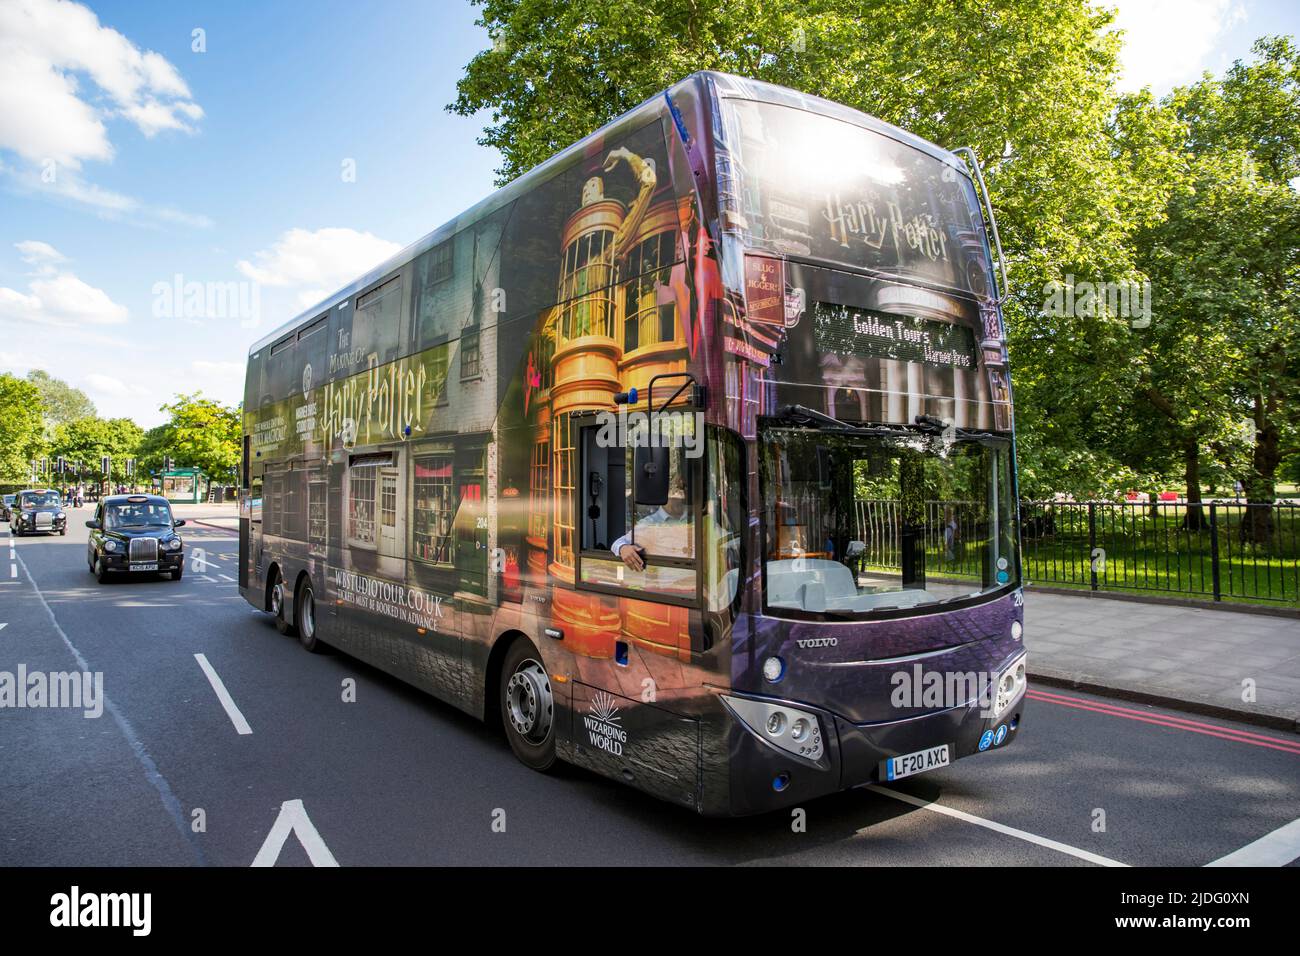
left=272, top=575, right=296, bottom=636
left=171, top=564, right=184, bottom=581
left=296, top=580, right=325, bottom=653
left=94, top=555, right=110, bottom=584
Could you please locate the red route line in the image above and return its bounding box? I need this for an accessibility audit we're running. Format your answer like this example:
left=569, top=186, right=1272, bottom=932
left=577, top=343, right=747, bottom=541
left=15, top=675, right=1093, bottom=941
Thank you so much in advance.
left=1029, top=687, right=1295, bottom=743
left=1026, top=689, right=1300, bottom=755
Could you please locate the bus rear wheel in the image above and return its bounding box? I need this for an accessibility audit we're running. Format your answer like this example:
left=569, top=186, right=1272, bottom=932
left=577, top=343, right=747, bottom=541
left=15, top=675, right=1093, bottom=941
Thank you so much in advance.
left=296, top=579, right=325, bottom=654
left=499, top=639, right=556, bottom=772
left=271, top=573, right=296, bottom=636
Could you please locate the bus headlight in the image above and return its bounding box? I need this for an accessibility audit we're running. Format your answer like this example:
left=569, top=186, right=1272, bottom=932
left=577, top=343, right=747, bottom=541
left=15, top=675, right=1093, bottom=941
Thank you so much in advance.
left=721, top=695, right=825, bottom=763
left=1011, top=620, right=1023, bottom=641
left=992, top=653, right=1027, bottom=718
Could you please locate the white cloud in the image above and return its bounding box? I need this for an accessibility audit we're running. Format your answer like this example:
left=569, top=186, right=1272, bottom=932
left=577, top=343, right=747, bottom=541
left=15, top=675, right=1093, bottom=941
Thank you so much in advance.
left=0, top=248, right=129, bottom=327
left=84, top=372, right=147, bottom=397
left=0, top=0, right=203, bottom=168
left=237, top=227, right=403, bottom=300
left=15, top=239, right=66, bottom=267
left=1105, top=0, right=1248, bottom=93
left=0, top=0, right=209, bottom=228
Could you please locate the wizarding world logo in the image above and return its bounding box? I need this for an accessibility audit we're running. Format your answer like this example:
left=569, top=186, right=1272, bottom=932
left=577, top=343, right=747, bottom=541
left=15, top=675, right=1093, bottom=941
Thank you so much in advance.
left=583, top=691, right=627, bottom=755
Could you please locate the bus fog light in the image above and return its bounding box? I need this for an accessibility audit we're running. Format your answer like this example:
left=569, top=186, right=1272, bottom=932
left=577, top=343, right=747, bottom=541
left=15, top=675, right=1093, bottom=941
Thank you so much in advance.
left=762, top=656, right=785, bottom=683
left=721, top=695, right=825, bottom=763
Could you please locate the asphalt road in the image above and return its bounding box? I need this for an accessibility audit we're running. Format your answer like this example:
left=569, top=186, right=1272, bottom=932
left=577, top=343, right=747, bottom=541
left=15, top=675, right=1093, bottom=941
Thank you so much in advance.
left=2, top=512, right=1298, bottom=867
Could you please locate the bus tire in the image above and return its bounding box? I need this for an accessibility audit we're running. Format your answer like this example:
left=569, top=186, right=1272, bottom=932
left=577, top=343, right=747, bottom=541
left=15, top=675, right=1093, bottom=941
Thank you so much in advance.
left=271, top=573, right=296, bottom=636
left=295, top=578, right=325, bottom=653
left=499, top=638, right=556, bottom=772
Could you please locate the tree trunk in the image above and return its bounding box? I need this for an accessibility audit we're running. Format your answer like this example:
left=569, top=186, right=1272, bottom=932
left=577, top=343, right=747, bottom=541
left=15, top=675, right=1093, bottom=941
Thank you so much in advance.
left=1240, top=393, right=1280, bottom=545
left=1182, top=439, right=1207, bottom=531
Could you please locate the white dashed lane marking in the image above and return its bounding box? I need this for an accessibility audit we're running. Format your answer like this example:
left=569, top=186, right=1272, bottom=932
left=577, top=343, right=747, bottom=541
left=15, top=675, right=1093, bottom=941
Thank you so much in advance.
left=193, top=653, right=253, bottom=736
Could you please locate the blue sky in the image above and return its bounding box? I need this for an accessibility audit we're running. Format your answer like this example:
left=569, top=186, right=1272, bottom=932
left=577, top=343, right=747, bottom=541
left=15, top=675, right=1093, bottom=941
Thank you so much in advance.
left=1, top=0, right=1297, bottom=427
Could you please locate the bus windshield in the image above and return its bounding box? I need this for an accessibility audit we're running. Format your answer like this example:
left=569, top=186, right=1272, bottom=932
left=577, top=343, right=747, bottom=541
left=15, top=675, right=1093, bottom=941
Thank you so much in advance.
left=760, top=426, right=1018, bottom=616
left=720, top=99, right=994, bottom=298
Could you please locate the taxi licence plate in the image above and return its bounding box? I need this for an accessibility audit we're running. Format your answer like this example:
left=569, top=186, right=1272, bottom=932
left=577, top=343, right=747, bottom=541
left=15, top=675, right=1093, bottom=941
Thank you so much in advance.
left=130, top=563, right=158, bottom=571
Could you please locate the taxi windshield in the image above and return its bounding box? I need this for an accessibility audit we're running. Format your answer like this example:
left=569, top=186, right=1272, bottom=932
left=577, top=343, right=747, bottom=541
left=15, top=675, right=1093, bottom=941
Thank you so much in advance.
left=21, top=491, right=60, bottom=510
left=105, top=501, right=173, bottom=529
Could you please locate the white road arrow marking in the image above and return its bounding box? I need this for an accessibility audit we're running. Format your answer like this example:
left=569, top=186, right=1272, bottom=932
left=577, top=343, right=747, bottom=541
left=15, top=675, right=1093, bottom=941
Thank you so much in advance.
left=1207, top=817, right=1300, bottom=867
left=251, top=799, right=339, bottom=867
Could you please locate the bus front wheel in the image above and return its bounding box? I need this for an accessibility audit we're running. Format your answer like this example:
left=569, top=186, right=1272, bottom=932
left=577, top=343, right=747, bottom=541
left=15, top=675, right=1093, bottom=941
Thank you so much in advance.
left=499, top=639, right=556, bottom=772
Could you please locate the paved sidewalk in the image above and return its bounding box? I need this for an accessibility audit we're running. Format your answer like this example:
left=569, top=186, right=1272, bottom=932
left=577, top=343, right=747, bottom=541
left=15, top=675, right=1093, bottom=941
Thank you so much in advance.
left=171, top=501, right=238, bottom=530
left=1024, top=590, right=1300, bottom=730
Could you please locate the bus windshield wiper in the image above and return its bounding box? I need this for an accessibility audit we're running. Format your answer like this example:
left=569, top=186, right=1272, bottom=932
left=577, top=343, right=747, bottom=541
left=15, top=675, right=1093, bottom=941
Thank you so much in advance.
left=772, top=405, right=909, bottom=437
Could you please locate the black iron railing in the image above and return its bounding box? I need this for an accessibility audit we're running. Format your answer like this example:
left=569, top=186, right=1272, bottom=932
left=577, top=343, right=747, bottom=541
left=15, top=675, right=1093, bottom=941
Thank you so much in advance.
left=1018, top=500, right=1300, bottom=605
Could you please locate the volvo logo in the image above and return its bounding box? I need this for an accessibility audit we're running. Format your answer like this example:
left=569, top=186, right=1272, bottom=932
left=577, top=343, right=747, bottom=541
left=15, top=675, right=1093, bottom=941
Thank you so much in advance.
left=796, top=637, right=838, bottom=648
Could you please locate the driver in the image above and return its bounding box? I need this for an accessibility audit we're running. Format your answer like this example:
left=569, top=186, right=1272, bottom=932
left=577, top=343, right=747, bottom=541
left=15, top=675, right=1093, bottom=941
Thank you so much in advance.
left=611, top=473, right=690, bottom=571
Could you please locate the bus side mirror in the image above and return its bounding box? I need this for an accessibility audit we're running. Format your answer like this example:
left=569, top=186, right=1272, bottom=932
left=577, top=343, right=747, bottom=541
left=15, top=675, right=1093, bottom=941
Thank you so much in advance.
left=634, top=446, right=670, bottom=506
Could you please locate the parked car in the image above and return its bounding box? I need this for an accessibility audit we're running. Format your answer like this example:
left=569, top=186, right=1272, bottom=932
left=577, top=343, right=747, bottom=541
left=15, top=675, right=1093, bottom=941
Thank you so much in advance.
left=11, top=489, right=67, bottom=536
left=0, top=494, right=15, bottom=522
left=86, top=494, right=187, bottom=582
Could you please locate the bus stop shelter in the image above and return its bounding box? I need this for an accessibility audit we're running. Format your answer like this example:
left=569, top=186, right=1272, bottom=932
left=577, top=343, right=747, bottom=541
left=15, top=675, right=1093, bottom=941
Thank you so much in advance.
left=159, top=468, right=210, bottom=504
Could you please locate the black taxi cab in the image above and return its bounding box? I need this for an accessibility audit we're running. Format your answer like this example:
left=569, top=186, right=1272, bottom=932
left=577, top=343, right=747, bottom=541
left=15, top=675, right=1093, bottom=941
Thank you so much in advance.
left=11, top=489, right=68, bottom=536
left=86, top=494, right=186, bottom=582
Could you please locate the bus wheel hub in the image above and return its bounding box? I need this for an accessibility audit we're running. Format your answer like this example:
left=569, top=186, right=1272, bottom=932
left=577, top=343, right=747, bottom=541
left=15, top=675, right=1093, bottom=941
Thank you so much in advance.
left=506, top=661, right=552, bottom=741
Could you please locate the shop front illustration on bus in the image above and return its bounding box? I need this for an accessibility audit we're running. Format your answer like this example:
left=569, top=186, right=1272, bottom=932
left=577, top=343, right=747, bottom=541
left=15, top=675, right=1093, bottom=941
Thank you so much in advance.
left=239, top=71, right=1026, bottom=815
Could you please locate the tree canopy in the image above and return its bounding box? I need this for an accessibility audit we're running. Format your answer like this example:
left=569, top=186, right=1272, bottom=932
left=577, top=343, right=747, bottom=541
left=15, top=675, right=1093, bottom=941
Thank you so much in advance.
left=450, top=3, right=1299, bottom=501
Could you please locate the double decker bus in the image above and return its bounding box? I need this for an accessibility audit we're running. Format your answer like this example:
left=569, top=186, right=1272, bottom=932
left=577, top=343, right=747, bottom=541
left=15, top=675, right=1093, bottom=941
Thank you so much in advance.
left=240, top=71, right=1025, bottom=815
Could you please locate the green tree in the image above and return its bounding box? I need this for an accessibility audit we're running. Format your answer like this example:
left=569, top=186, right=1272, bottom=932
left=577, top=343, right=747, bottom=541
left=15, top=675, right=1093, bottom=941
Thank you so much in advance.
left=449, top=0, right=1182, bottom=497
left=0, top=374, right=45, bottom=485
left=1157, top=38, right=1300, bottom=538
left=26, top=370, right=96, bottom=433
left=155, top=393, right=241, bottom=482
left=49, top=416, right=144, bottom=486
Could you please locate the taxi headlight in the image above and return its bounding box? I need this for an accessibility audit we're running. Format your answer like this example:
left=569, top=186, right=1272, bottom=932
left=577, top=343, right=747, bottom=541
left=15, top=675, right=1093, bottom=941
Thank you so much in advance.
left=104, top=540, right=118, bottom=552
left=166, top=537, right=183, bottom=551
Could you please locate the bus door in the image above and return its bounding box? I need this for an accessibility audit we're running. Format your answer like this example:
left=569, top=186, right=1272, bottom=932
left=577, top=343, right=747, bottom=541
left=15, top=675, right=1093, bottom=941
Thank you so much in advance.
left=565, top=414, right=703, bottom=809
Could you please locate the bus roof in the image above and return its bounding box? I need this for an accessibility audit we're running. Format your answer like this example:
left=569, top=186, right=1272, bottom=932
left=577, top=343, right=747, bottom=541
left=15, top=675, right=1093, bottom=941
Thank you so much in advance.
left=248, top=71, right=969, bottom=355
